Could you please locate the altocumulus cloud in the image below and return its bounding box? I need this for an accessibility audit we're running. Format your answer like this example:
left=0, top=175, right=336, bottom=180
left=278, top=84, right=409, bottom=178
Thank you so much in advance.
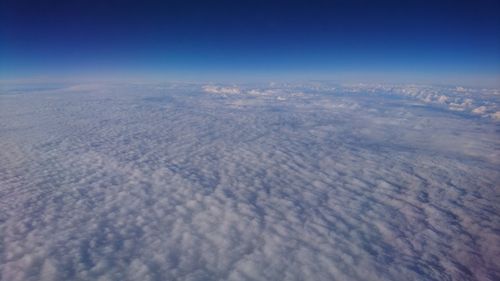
left=0, top=82, right=499, bottom=281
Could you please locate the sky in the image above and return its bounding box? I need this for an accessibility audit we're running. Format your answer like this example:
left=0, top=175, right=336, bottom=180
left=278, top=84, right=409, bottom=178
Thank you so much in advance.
left=1, top=0, right=499, bottom=84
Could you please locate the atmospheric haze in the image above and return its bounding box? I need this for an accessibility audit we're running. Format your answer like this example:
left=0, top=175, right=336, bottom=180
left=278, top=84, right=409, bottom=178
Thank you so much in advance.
left=0, top=82, right=499, bottom=281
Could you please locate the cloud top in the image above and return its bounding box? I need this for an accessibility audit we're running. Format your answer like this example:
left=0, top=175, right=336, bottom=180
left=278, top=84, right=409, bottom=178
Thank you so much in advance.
left=202, top=85, right=241, bottom=95
left=1, top=82, right=499, bottom=281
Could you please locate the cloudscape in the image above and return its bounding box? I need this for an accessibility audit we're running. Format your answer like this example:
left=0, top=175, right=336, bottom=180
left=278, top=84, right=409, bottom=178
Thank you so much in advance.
left=1, top=1, right=499, bottom=281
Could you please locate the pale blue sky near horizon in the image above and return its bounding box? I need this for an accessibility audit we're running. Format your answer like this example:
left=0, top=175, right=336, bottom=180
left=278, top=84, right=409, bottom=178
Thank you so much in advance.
left=1, top=0, right=499, bottom=86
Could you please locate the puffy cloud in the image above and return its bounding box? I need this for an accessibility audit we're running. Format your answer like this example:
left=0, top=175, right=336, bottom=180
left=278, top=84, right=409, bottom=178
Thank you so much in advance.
left=472, top=106, right=487, bottom=115
left=202, top=85, right=241, bottom=95
left=246, top=89, right=277, bottom=96
left=437, top=95, right=448, bottom=103
left=492, top=111, right=500, bottom=120
left=329, top=83, right=499, bottom=120
left=0, top=82, right=499, bottom=281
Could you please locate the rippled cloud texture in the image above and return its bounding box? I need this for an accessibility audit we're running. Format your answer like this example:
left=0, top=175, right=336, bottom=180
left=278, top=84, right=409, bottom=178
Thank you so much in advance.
left=1, top=82, right=499, bottom=281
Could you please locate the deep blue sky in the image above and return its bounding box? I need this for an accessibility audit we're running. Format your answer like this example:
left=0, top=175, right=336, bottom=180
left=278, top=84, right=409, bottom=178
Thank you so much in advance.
left=1, top=0, right=499, bottom=84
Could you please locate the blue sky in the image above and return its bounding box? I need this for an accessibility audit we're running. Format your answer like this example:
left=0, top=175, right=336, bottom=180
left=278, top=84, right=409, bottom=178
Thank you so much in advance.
left=1, top=0, right=499, bottom=85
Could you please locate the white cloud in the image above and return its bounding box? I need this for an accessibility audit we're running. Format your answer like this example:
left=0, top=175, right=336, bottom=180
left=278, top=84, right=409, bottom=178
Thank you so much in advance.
left=492, top=111, right=500, bottom=120
left=437, top=95, right=448, bottom=103
left=202, top=85, right=241, bottom=95
left=472, top=106, right=487, bottom=115
left=0, top=82, right=499, bottom=281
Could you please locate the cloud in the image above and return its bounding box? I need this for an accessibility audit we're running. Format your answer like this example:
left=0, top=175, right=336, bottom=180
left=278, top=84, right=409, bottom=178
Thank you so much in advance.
left=0, top=82, right=499, bottom=281
left=202, top=85, right=241, bottom=95
left=437, top=95, right=448, bottom=103
left=330, top=83, right=499, bottom=120
left=472, top=106, right=487, bottom=115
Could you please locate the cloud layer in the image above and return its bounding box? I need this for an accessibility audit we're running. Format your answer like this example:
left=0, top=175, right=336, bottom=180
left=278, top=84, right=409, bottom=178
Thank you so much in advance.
left=1, top=82, right=499, bottom=280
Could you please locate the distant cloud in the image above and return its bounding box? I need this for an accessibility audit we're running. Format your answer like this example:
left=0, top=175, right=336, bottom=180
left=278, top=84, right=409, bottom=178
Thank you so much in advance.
left=437, top=95, right=448, bottom=103
left=472, top=106, right=487, bottom=115
left=492, top=111, right=500, bottom=120
left=202, top=85, right=241, bottom=95
left=247, top=89, right=275, bottom=96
